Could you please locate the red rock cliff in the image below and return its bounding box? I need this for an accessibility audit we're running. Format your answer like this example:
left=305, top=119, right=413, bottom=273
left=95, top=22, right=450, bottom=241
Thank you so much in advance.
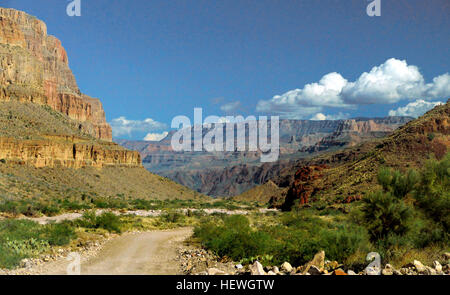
left=0, top=7, right=112, bottom=141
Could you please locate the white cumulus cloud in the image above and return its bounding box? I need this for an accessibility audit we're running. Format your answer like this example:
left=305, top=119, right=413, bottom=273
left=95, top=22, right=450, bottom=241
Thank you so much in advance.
left=143, top=131, right=169, bottom=141
left=388, top=100, right=444, bottom=118
left=310, top=112, right=350, bottom=121
left=257, top=58, right=450, bottom=119
left=110, top=117, right=167, bottom=138
left=220, top=101, right=241, bottom=112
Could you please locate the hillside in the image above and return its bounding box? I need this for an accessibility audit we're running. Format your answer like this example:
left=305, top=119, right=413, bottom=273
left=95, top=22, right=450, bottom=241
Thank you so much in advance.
left=0, top=8, right=203, bottom=201
left=236, top=100, right=449, bottom=207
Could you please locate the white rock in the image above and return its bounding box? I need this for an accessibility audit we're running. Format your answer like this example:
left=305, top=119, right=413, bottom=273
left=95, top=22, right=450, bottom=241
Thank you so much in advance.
left=347, top=270, right=357, bottom=275
left=413, top=260, right=426, bottom=273
left=433, top=261, right=442, bottom=272
left=281, top=262, right=293, bottom=273
left=235, top=264, right=243, bottom=269
left=267, top=271, right=276, bottom=275
left=251, top=261, right=266, bottom=275
left=365, top=266, right=381, bottom=275
left=208, top=268, right=226, bottom=275
left=272, top=266, right=280, bottom=274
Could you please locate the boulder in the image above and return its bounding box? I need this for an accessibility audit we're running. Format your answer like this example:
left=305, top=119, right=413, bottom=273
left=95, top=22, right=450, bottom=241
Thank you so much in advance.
left=332, top=269, right=347, bottom=275
left=382, top=264, right=394, bottom=276
left=364, top=265, right=381, bottom=275
left=433, top=261, right=442, bottom=272
left=251, top=261, right=266, bottom=275
left=281, top=262, right=293, bottom=273
left=310, top=251, right=325, bottom=270
left=302, top=250, right=325, bottom=274
left=425, top=266, right=437, bottom=275
left=207, top=268, right=226, bottom=275
left=307, top=265, right=322, bottom=275
left=347, top=270, right=357, bottom=275
left=413, top=260, right=426, bottom=273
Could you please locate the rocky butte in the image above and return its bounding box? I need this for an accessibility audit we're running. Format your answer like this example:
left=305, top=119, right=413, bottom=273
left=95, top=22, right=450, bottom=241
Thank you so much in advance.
left=0, top=7, right=140, bottom=168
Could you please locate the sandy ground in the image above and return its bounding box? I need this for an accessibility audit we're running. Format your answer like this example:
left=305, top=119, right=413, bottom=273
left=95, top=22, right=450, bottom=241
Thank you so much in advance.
left=39, top=228, right=192, bottom=275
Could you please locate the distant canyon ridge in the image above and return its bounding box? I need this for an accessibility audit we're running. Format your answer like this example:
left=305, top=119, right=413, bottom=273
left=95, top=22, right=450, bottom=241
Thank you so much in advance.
left=118, top=116, right=413, bottom=197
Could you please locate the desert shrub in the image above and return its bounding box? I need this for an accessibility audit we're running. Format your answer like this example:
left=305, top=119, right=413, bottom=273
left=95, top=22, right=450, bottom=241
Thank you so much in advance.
left=42, top=222, right=76, bottom=246
left=413, top=153, right=450, bottom=232
left=76, top=211, right=122, bottom=233
left=194, top=212, right=369, bottom=267
left=131, top=199, right=157, bottom=210
left=361, top=191, right=413, bottom=242
left=160, top=211, right=186, bottom=224
left=0, top=219, right=76, bottom=269
left=377, top=167, right=419, bottom=199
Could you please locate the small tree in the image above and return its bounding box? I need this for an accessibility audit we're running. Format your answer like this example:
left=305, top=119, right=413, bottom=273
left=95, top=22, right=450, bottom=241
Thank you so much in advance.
left=377, top=167, right=419, bottom=199
left=361, top=191, right=413, bottom=242
left=414, top=153, right=450, bottom=232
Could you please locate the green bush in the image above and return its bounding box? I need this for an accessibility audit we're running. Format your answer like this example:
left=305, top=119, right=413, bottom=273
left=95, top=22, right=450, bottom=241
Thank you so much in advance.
left=160, top=211, right=186, bottom=224
left=77, top=211, right=122, bottom=233
left=0, top=219, right=76, bottom=269
left=377, top=167, right=419, bottom=199
left=361, top=191, right=413, bottom=242
left=194, top=213, right=369, bottom=267
left=43, top=222, right=76, bottom=246
left=414, top=153, right=450, bottom=232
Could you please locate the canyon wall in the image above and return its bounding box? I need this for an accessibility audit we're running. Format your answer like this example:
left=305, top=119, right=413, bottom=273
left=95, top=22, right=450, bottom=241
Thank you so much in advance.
left=0, top=137, right=141, bottom=168
left=0, top=7, right=112, bottom=141
left=0, top=8, right=142, bottom=168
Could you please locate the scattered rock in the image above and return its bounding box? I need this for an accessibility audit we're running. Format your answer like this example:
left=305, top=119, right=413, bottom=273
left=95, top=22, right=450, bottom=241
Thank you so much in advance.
left=207, top=268, right=226, bottom=275
left=425, top=266, right=437, bottom=275
left=413, top=260, right=426, bottom=273
left=281, top=262, right=293, bottom=273
left=307, top=265, right=322, bottom=275
left=433, top=261, right=442, bottom=272
left=382, top=264, right=394, bottom=276
left=332, top=269, right=347, bottom=275
left=251, top=261, right=266, bottom=275
left=365, top=265, right=381, bottom=275
left=235, top=264, right=243, bottom=270
left=267, top=271, right=276, bottom=275
left=347, top=270, right=357, bottom=275
left=302, top=250, right=325, bottom=274
left=443, top=253, right=450, bottom=260
left=272, top=266, right=280, bottom=274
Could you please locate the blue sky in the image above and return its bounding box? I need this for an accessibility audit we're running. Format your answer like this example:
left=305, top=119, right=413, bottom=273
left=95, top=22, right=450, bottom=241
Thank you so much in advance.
left=3, top=0, right=449, bottom=140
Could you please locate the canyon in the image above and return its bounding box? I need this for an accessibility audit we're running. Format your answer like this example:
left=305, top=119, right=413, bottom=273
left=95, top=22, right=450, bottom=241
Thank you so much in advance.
left=119, top=116, right=413, bottom=197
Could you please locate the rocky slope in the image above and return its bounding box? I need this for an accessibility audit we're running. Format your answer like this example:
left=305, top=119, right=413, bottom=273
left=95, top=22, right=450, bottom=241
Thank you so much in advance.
left=238, top=100, right=450, bottom=206
left=120, top=117, right=412, bottom=197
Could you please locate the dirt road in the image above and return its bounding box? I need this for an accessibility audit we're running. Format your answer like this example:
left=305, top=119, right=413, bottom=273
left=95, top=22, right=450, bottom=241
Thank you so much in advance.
left=41, top=228, right=192, bottom=275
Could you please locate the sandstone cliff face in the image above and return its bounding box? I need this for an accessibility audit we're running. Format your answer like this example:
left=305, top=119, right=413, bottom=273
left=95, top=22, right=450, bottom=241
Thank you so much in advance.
left=0, top=137, right=141, bottom=168
left=302, top=117, right=413, bottom=153
left=0, top=8, right=141, bottom=169
left=0, top=8, right=112, bottom=141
